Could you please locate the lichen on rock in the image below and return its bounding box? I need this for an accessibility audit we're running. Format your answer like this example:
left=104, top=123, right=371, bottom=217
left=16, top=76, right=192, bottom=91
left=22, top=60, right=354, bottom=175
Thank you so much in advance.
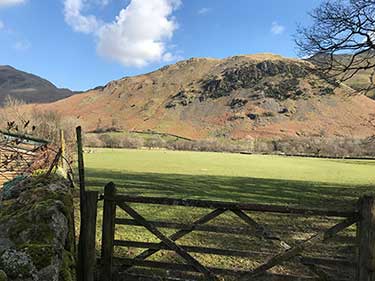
left=0, top=173, right=75, bottom=281
left=0, top=249, right=37, bottom=280
left=0, top=270, right=7, bottom=281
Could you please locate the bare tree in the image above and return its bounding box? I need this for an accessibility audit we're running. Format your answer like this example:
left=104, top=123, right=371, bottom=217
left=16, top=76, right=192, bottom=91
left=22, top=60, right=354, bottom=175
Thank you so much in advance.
left=296, top=0, right=375, bottom=91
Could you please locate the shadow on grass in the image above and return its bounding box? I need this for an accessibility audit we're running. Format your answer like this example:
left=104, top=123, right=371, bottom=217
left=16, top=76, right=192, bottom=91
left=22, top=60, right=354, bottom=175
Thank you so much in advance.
left=83, top=168, right=365, bottom=279
left=85, top=168, right=373, bottom=210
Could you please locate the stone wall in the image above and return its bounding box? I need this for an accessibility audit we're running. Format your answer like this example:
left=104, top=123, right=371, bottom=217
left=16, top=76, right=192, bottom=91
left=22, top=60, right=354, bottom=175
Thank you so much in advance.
left=0, top=173, right=75, bottom=281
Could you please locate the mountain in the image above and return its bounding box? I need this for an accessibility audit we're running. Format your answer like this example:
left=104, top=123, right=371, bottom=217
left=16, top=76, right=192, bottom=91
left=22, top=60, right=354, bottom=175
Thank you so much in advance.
left=42, top=54, right=375, bottom=140
left=0, top=65, right=75, bottom=106
left=308, top=53, right=375, bottom=99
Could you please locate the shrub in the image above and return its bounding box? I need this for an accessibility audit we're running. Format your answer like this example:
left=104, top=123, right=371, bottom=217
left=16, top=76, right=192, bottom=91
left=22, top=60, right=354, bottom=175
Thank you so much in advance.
left=99, top=134, right=122, bottom=148
left=84, top=134, right=103, bottom=147
left=120, top=136, right=144, bottom=149
left=166, top=139, right=196, bottom=151
left=144, top=136, right=167, bottom=148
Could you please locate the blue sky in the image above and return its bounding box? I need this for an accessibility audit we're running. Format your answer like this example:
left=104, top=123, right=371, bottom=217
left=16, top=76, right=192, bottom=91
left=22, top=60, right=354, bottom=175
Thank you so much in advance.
left=0, top=0, right=322, bottom=91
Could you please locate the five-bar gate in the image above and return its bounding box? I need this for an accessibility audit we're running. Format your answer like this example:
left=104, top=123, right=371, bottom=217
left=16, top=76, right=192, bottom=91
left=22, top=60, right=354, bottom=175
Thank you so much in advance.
left=79, top=182, right=375, bottom=281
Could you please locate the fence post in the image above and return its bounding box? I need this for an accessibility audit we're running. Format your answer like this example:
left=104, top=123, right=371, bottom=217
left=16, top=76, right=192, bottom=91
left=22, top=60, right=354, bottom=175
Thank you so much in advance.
left=82, top=191, right=98, bottom=281
left=76, top=126, right=87, bottom=281
left=101, top=182, right=117, bottom=281
left=358, top=196, right=375, bottom=281
left=59, top=129, right=66, bottom=172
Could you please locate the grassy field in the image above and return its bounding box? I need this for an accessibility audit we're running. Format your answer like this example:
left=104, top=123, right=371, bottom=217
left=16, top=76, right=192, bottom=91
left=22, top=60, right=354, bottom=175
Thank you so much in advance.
left=85, top=148, right=375, bottom=206
left=81, top=148, right=375, bottom=279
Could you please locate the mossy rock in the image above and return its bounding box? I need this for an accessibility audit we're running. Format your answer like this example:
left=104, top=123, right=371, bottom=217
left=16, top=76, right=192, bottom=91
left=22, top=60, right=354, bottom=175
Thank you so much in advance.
left=20, top=244, right=54, bottom=271
left=0, top=249, right=36, bottom=279
left=59, top=250, right=75, bottom=281
left=0, top=270, right=7, bottom=281
left=0, top=173, right=75, bottom=281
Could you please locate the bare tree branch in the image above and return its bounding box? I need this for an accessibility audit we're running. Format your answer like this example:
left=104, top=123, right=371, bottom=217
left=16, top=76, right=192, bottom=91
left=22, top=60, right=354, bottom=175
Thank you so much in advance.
left=296, top=0, right=375, bottom=95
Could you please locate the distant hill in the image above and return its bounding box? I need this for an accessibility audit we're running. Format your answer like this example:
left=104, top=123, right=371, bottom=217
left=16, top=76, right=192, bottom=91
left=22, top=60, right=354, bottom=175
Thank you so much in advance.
left=308, top=53, right=375, bottom=99
left=0, top=65, right=75, bottom=106
left=40, top=54, right=375, bottom=140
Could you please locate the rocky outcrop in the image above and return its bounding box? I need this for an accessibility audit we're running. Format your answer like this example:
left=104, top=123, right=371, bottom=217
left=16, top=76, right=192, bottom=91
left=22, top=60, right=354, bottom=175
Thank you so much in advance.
left=229, top=98, right=248, bottom=109
left=165, top=59, right=331, bottom=109
left=165, top=91, right=195, bottom=108
left=200, top=61, right=309, bottom=101
left=0, top=174, right=75, bottom=281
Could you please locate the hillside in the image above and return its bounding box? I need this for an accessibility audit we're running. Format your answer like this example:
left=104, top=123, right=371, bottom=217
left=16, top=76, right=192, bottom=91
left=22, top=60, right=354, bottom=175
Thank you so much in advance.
left=308, top=53, right=375, bottom=99
left=0, top=65, right=75, bottom=105
left=341, top=67, right=375, bottom=99
left=41, top=54, right=375, bottom=140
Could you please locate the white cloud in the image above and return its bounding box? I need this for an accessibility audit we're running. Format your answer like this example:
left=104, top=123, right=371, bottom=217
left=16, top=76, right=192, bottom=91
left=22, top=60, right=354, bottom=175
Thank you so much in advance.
left=97, top=0, right=181, bottom=67
left=0, top=0, right=25, bottom=7
left=198, top=7, right=211, bottom=15
left=97, top=0, right=110, bottom=6
left=63, top=0, right=181, bottom=67
left=64, top=0, right=100, bottom=33
left=0, top=20, right=4, bottom=30
left=14, top=39, right=31, bottom=51
left=271, top=21, right=285, bottom=35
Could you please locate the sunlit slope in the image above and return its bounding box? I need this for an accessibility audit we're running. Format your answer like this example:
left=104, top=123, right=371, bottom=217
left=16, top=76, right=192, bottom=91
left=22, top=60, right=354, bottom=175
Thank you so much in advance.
left=42, top=54, right=375, bottom=140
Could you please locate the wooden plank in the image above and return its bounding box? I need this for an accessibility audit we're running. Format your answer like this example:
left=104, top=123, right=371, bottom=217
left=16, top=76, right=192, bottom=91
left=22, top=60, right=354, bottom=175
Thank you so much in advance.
left=117, top=217, right=350, bottom=246
left=0, top=130, right=49, bottom=144
left=112, top=257, right=318, bottom=280
left=232, top=210, right=336, bottom=280
left=117, top=242, right=353, bottom=268
left=46, top=148, right=62, bottom=176
left=111, top=241, right=357, bottom=267
left=357, top=196, right=375, bottom=281
left=114, top=240, right=273, bottom=257
left=101, top=182, right=117, bottom=281
left=82, top=191, right=98, bottom=281
left=0, top=145, right=38, bottom=155
left=120, top=268, right=213, bottom=281
left=0, top=145, right=44, bottom=186
left=117, top=202, right=219, bottom=281
left=127, top=208, right=226, bottom=269
left=231, top=209, right=285, bottom=244
left=115, top=218, right=257, bottom=236
left=300, top=256, right=357, bottom=268
left=113, top=272, right=197, bottom=281
left=238, top=216, right=359, bottom=280
left=109, top=195, right=357, bottom=217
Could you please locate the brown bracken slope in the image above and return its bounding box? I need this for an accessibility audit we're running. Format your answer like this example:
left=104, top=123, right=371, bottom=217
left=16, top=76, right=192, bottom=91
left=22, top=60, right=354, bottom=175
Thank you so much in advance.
left=40, top=54, right=375, bottom=140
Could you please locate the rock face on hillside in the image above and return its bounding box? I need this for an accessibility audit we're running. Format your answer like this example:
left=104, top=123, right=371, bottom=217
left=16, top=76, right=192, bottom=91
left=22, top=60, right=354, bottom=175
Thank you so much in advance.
left=0, top=174, right=75, bottom=281
left=167, top=60, right=334, bottom=106
left=0, top=66, right=75, bottom=105
left=40, top=54, right=375, bottom=140
left=201, top=60, right=309, bottom=99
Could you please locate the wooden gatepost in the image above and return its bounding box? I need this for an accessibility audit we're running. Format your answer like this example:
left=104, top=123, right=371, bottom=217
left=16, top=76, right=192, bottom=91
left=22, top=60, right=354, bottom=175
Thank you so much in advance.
left=357, top=196, right=375, bottom=281
left=101, top=182, right=116, bottom=281
left=76, top=126, right=99, bottom=281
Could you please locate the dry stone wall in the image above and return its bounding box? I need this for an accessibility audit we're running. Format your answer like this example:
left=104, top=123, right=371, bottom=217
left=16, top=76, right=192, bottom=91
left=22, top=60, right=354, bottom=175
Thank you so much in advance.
left=0, top=174, right=75, bottom=281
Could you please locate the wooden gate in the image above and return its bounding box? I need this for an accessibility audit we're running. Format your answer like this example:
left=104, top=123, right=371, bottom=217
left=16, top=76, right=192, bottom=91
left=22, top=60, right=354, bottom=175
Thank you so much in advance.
left=0, top=130, right=49, bottom=186
left=79, top=182, right=375, bottom=281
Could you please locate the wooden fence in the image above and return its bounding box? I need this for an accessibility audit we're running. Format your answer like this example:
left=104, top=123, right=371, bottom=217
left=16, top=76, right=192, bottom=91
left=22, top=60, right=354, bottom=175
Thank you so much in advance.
left=77, top=182, right=375, bottom=281
left=0, top=131, right=49, bottom=186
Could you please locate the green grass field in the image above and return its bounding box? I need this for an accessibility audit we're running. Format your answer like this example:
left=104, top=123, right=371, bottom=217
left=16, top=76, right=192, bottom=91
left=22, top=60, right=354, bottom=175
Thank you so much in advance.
left=85, top=148, right=375, bottom=207
left=81, top=148, right=375, bottom=279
